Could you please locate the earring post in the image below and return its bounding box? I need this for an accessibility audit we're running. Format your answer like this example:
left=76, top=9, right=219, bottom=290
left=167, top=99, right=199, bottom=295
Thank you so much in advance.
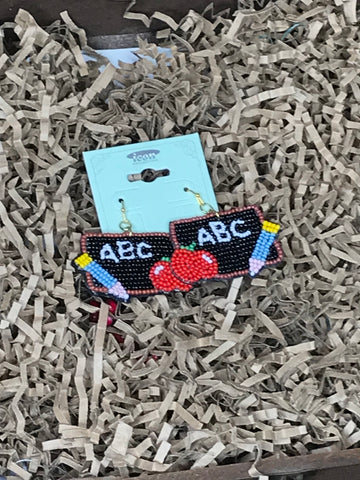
left=118, top=199, right=133, bottom=234
left=184, top=187, right=219, bottom=217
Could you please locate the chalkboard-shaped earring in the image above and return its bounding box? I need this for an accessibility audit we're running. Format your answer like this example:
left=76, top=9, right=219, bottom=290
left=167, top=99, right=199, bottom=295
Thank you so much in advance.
left=168, top=189, right=283, bottom=281
left=73, top=198, right=188, bottom=302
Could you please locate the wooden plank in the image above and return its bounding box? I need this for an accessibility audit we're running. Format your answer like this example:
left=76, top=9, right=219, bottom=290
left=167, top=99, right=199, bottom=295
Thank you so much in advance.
left=304, top=465, right=360, bottom=480
left=0, top=0, right=236, bottom=36
left=72, top=448, right=360, bottom=480
left=88, top=33, right=156, bottom=49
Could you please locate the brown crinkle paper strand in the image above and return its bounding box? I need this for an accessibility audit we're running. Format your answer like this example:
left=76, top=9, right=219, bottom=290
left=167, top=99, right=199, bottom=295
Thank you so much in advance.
left=0, top=0, right=360, bottom=478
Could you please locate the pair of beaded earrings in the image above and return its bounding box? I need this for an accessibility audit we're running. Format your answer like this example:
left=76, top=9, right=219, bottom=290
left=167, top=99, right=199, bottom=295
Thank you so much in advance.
left=74, top=189, right=283, bottom=302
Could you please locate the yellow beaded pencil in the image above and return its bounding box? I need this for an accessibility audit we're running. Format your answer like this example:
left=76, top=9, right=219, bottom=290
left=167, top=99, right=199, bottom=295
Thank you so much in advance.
left=74, top=252, right=129, bottom=301
left=249, top=221, right=280, bottom=277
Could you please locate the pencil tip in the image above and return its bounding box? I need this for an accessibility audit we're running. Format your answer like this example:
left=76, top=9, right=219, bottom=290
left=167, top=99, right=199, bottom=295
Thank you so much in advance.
left=109, top=281, right=129, bottom=301
left=249, top=258, right=265, bottom=277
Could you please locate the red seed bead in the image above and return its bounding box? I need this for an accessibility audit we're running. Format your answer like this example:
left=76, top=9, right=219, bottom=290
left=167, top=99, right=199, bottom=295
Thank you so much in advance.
left=106, top=299, right=117, bottom=314
left=113, top=333, right=124, bottom=343
left=171, top=247, right=218, bottom=283
left=107, top=316, right=114, bottom=326
left=150, top=259, right=191, bottom=292
left=89, top=299, right=100, bottom=322
left=145, top=354, right=159, bottom=363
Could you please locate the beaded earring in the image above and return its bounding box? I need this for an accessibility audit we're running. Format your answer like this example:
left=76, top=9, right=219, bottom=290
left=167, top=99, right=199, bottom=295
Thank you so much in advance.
left=73, top=199, right=191, bottom=302
left=74, top=193, right=283, bottom=302
left=168, top=189, right=283, bottom=284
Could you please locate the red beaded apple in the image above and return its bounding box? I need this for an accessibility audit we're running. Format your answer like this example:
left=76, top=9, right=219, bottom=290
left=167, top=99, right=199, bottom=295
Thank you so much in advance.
left=170, top=242, right=218, bottom=283
left=150, top=258, right=192, bottom=292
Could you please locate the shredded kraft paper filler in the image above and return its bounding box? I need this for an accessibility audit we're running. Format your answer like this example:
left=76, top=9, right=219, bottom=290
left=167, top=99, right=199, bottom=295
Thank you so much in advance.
left=0, top=0, right=360, bottom=478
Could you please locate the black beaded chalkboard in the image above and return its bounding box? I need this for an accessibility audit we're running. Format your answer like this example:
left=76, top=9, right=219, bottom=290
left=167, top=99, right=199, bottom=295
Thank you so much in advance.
left=81, top=232, right=174, bottom=295
left=170, top=206, right=282, bottom=278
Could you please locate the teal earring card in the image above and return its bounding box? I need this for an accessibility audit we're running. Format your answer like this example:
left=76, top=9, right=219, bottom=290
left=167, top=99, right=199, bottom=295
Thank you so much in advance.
left=83, top=133, right=218, bottom=233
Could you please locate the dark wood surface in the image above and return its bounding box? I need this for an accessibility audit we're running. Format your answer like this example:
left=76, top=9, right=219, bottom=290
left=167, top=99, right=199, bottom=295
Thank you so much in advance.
left=0, top=0, right=236, bottom=36
left=303, top=464, right=360, bottom=480
left=73, top=448, right=360, bottom=480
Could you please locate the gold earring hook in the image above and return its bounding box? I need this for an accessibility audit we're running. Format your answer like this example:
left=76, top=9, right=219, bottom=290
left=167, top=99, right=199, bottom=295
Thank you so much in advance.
left=119, top=199, right=133, bottom=234
left=184, top=188, right=219, bottom=217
